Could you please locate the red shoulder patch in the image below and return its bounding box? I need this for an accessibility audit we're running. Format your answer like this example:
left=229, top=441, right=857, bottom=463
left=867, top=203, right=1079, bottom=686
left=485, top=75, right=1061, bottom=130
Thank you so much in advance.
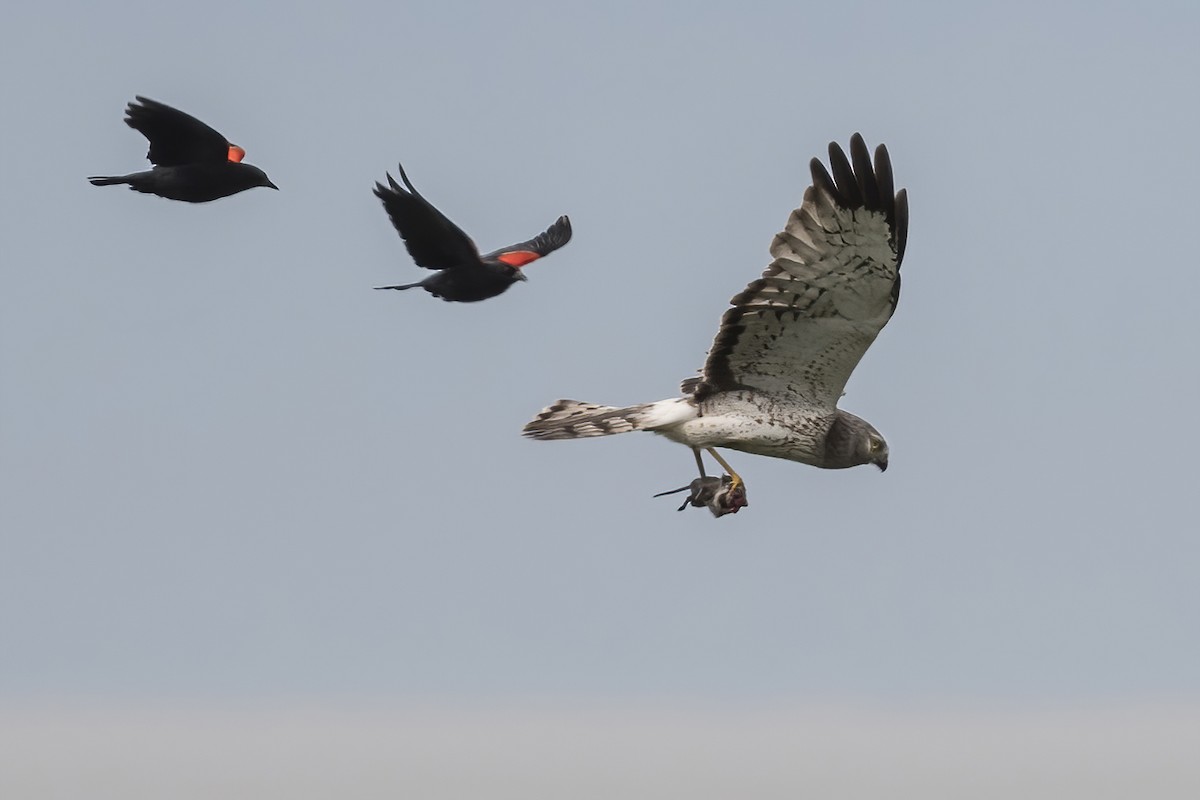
left=497, top=250, right=539, bottom=267
left=227, top=144, right=246, bottom=163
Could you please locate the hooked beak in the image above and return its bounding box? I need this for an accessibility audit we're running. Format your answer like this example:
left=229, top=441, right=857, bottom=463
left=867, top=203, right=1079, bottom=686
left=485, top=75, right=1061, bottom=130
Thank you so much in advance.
left=876, top=457, right=888, bottom=473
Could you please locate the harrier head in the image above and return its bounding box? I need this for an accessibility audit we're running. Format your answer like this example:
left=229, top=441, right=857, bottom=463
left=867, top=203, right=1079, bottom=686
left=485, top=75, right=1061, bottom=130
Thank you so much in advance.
left=826, top=411, right=889, bottom=471
left=862, top=429, right=889, bottom=472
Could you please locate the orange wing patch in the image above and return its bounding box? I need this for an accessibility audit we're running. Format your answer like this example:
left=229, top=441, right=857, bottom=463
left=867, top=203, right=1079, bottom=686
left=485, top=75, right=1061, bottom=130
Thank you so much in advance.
left=497, top=250, right=539, bottom=267
left=227, top=144, right=246, bottom=163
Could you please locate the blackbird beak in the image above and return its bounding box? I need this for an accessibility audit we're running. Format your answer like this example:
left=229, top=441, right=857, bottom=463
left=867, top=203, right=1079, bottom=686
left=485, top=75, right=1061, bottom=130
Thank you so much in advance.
left=266, top=180, right=279, bottom=191
left=515, top=270, right=528, bottom=282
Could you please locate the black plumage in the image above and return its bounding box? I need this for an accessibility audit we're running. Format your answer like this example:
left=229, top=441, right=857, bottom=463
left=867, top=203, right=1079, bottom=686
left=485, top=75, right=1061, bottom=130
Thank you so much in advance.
left=373, top=164, right=571, bottom=303
left=89, top=96, right=277, bottom=202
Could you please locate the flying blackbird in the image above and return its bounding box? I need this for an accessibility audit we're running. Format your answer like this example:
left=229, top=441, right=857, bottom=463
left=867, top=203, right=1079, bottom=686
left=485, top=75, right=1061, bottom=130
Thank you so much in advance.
left=89, top=96, right=277, bottom=202
left=373, top=164, right=571, bottom=302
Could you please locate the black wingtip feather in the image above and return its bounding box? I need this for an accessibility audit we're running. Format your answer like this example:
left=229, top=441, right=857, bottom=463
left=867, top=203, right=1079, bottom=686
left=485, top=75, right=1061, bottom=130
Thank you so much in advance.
left=849, top=134, right=881, bottom=211
left=546, top=215, right=572, bottom=247
left=396, top=163, right=420, bottom=196
left=125, top=96, right=161, bottom=121
left=809, top=157, right=837, bottom=200
left=827, top=141, right=863, bottom=208
left=894, top=188, right=909, bottom=264
left=373, top=172, right=414, bottom=205
left=527, top=214, right=573, bottom=254
left=874, top=144, right=895, bottom=214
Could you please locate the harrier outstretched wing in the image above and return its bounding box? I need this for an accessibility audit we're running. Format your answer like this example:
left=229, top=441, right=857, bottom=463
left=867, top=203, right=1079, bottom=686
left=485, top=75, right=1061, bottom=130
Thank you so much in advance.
left=686, top=133, right=908, bottom=410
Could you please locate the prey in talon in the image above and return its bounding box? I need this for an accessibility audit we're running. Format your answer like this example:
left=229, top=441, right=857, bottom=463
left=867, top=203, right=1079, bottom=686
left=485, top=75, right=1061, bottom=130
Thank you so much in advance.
left=655, top=474, right=748, bottom=517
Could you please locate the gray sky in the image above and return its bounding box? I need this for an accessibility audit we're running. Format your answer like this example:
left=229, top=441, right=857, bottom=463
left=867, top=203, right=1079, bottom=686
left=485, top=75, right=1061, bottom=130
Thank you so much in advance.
left=3, top=0, right=1200, bottom=794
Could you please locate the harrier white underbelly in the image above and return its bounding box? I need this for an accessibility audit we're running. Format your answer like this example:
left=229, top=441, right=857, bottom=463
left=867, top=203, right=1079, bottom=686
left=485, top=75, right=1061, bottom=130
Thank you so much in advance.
left=655, top=395, right=831, bottom=466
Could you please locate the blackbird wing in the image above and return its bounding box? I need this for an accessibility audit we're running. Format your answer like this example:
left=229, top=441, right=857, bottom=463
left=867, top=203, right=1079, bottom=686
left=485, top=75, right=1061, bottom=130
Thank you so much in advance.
left=125, top=96, right=234, bottom=166
left=373, top=165, right=482, bottom=270
left=479, top=215, right=572, bottom=267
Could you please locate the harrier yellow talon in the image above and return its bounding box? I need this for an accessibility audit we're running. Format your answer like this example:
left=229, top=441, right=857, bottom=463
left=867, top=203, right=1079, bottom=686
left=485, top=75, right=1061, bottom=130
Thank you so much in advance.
left=705, top=448, right=743, bottom=491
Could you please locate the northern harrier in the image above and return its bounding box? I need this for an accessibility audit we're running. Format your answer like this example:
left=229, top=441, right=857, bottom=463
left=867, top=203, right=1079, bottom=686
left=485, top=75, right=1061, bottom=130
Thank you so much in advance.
left=373, top=165, right=572, bottom=302
left=523, top=134, right=908, bottom=505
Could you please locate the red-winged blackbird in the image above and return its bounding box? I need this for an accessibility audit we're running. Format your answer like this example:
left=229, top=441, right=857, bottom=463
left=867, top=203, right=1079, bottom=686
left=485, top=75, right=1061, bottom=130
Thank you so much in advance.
left=89, top=96, right=277, bottom=202
left=373, top=164, right=571, bottom=303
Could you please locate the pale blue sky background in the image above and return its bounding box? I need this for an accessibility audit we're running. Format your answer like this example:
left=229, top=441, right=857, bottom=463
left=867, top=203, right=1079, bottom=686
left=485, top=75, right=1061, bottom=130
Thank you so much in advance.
left=2, top=0, right=1199, bottom=794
